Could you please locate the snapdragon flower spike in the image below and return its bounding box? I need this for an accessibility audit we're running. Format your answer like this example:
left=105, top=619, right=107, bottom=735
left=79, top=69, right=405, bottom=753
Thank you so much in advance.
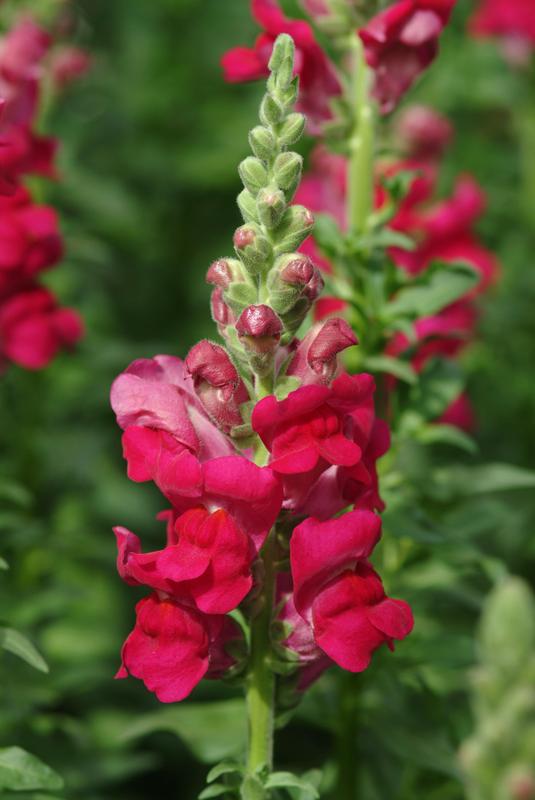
left=290, top=511, right=414, bottom=671
left=359, top=0, right=457, bottom=113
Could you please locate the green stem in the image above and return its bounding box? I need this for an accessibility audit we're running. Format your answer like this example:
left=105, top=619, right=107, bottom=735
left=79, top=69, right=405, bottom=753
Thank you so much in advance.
left=245, top=530, right=276, bottom=774
left=347, top=34, right=374, bottom=235
left=335, top=671, right=360, bottom=799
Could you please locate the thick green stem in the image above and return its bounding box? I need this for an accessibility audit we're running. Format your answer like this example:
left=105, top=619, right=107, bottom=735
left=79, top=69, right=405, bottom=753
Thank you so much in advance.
left=348, top=35, right=374, bottom=235
left=335, top=672, right=360, bottom=799
left=245, top=530, right=276, bottom=774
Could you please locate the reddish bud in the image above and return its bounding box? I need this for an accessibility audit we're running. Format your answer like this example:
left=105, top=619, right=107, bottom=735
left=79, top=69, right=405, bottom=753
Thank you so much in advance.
left=185, top=340, right=249, bottom=432
left=236, top=304, right=282, bottom=355
left=210, top=288, right=234, bottom=328
left=510, top=773, right=535, bottom=800
left=280, top=255, right=315, bottom=286
left=206, top=259, right=233, bottom=289
left=233, top=226, right=256, bottom=249
left=287, top=318, right=358, bottom=385
left=302, top=268, right=324, bottom=303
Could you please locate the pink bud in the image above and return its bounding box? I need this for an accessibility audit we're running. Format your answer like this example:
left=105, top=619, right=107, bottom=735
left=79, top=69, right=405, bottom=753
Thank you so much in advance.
left=287, top=318, right=358, bottom=386
left=280, top=255, right=315, bottom=286
left=236, top=305, right=283, bottom=355
left=302, top=268, right=324, bottom=303
left=233, top=226, right=256, bottom=249
left=210, top=288, right=235, bottom=328
left=510, top=773, right=535, bottom=800
left=206, top=259, right=233, bottom=288
left=396, top=105, right=453, bottom=160
left=185, top=340, right=249, bottom=432
left=50, top=46, right=92, bottom=88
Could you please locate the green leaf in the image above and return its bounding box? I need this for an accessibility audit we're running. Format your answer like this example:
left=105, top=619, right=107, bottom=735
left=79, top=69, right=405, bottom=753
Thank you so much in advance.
left=0, top=628, right=48, bottom=673
left=417, top=424, right=477, bottom=454
left=363, top=355, right=417, bottom=384
left=434, top=463, right=535, bottom=497
left=207, top=761, right=243, bottom=783
left=385, top=261, right=479, bottom=319
left=312, top=213, right=343, bottom=257
left=0, top=747, right=63, bottom=792
left=122, top=700, right=246, bottom=764
left=265, top=772, right=320, bottom=798
left=411, top=359, right=464, bottom=420
left=0, top=556, right=8, bottom=570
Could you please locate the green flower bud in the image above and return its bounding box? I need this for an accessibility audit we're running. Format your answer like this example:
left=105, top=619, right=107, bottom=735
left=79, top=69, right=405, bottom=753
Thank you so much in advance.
left=257, top=185, right=286, bottom=228
left=260, top=92, right=285, bottom=127
left=479, top=578, right=535, bottom=676
left=249, top=125, right=276, bottom=161
left=268, top=32, right=294, bottom=73
left=273, top=205, right=314, bottom=254
left=233, top=223, right=273, bottom=274
left=278, top=112, right=306, bottom=147
left=238, top=156, right=268, bottom=196
left=237, top=188, right=259, bottom=223
left=273, top=151, right=303, bottom=198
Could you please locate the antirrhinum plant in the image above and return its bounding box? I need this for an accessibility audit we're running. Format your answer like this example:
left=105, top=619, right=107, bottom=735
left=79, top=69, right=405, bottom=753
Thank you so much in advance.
left=111, top=33, right=413, bottom=799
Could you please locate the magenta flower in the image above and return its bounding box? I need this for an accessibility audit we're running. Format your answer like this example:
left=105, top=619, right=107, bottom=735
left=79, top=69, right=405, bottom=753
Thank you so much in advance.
left=115, top=506, right=255, bottom=615
left=359, top=0, right=457, bottom=113
left=221, top=0, right=341, bottom=132
left=395, top=104, right=454, bottom=161
left=252, top=372, right=382, bottom=513
left=0, top=286, right=82, bottom=371
left=469, top=0, right=535, bottom=47
left=116, top=593, right=240, bottom=703
left=291, top=511, right=413, bottom=671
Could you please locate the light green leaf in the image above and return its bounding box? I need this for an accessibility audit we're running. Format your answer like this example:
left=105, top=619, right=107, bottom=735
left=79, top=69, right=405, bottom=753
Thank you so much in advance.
left=363, top=355, right=417, bottom=384
left=265, top=771, right=320, bottom=798
left=385, top=261, right=479, bottom=319
left=410, top=359, right=464, bottom=421
left=0, top=747, right=63, bottom=792
left=199, top=784, right=231, bottom=799
left=434, top=463, right=535, bottom=497
left=0, top=628, right=48, bottom=673
left=240, top=774, right=265, bottom=800
left=417, top=424, right=477, bottom=454
left=122, top=700, right=246, bottom=764
left=0, top=556, right=8, bottom=570
left=207, top=761, right=243, bottom=783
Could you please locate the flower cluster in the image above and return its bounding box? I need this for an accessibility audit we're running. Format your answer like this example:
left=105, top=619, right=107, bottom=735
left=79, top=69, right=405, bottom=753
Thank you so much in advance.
left=294, top=104, right=498, bottom=431
left=222, top=0, right=456, bottom=127
left=0, top=14, right=86, bottom=370
left=112, top=35, right=412, bottom=704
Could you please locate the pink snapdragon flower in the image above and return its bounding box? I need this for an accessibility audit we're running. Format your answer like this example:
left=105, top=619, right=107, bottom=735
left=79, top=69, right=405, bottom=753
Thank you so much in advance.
left=469, top=0, right=535, bottom=61
left=117, top=593, right=240, bottom=703
left=115, top=506, right=255, bottom=615
left=290, top=510, right=413, bottom=671
left=252, top=371, right=386, bottom=515
left=221, top=0, right=341, bottom=132
left=359, top=0, right=457, bottom=113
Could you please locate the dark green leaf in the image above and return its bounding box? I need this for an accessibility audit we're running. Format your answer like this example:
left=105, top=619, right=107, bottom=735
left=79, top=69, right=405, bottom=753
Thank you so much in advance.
left=363, top=355, right=417, bottom=384
left=417, top=424, right=477, bottom=454
left=265, top=771, right=320, bottom=798
left=385, top=262, right=479, bottom=319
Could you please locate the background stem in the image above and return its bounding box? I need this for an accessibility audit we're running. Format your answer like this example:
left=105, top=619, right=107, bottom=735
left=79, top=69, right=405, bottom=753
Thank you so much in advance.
left=348, top=34, right=374, bottom=235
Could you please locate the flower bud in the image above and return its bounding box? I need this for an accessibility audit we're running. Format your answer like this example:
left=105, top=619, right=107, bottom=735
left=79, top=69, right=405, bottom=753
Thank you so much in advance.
left=206, top=258, right=242, bottom=289
left=278, top=112, right=306, bottom=147
left=238, top=156, right=268, bottom=196
left=396, top=105, right=453, bottom=161
left=233, top=223, right=273, bottom=274
left=249, top=125, right=276, bottom=161
left=273, top=152, right=303, bottom=196
left=260, top=92, right=284, bottom=127
left=274, top=206, right=314, bottom=254
left=236, top=304, right=282, bottom=354
left=279, top=254, right=315, bottom=286
left=508, top=768, right=535, bottom=800
left=210, top=287, right=235, bottom=329
left=287, top=318, right=358, bottom=385
left=257, top=186, right=286, bottom=229
left=237, top=188, right=259, bottom=223
left=268, top=255, right=324, bottom=315
left=268, top=32, right=294, bottom=73
left=185, top=340, right=249, bottom=433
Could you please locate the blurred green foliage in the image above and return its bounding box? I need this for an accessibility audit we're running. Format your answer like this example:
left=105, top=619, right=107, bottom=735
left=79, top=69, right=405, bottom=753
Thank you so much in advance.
left=0, top=0, right=534, bottom=798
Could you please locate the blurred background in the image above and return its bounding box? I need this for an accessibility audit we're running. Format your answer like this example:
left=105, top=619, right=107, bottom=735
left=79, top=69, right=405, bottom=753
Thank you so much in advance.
left=0, top=0, right=534, bottom=798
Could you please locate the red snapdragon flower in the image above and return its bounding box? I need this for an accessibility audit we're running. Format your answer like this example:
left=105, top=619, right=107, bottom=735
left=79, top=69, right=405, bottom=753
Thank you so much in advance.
left=116, top=593, right=240, bottom=703
left=469, top=0, right=535, bottom=49
left=0, top=286, right=82, bottom=370
left=115, top=506, right=255, bottom=615
left=221, top=0, right=341, bottom=133
left=252, top=371, right=385, bottom=515
left=359, top=0, right=457, bottom=113
left=290, top=510, right=413, bottom=671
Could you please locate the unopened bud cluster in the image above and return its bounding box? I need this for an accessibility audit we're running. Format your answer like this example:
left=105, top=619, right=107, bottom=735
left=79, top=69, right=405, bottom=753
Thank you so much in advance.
left=460, top=578, right=535, bottom=800
left=206, top=33, right=326, bottom=396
